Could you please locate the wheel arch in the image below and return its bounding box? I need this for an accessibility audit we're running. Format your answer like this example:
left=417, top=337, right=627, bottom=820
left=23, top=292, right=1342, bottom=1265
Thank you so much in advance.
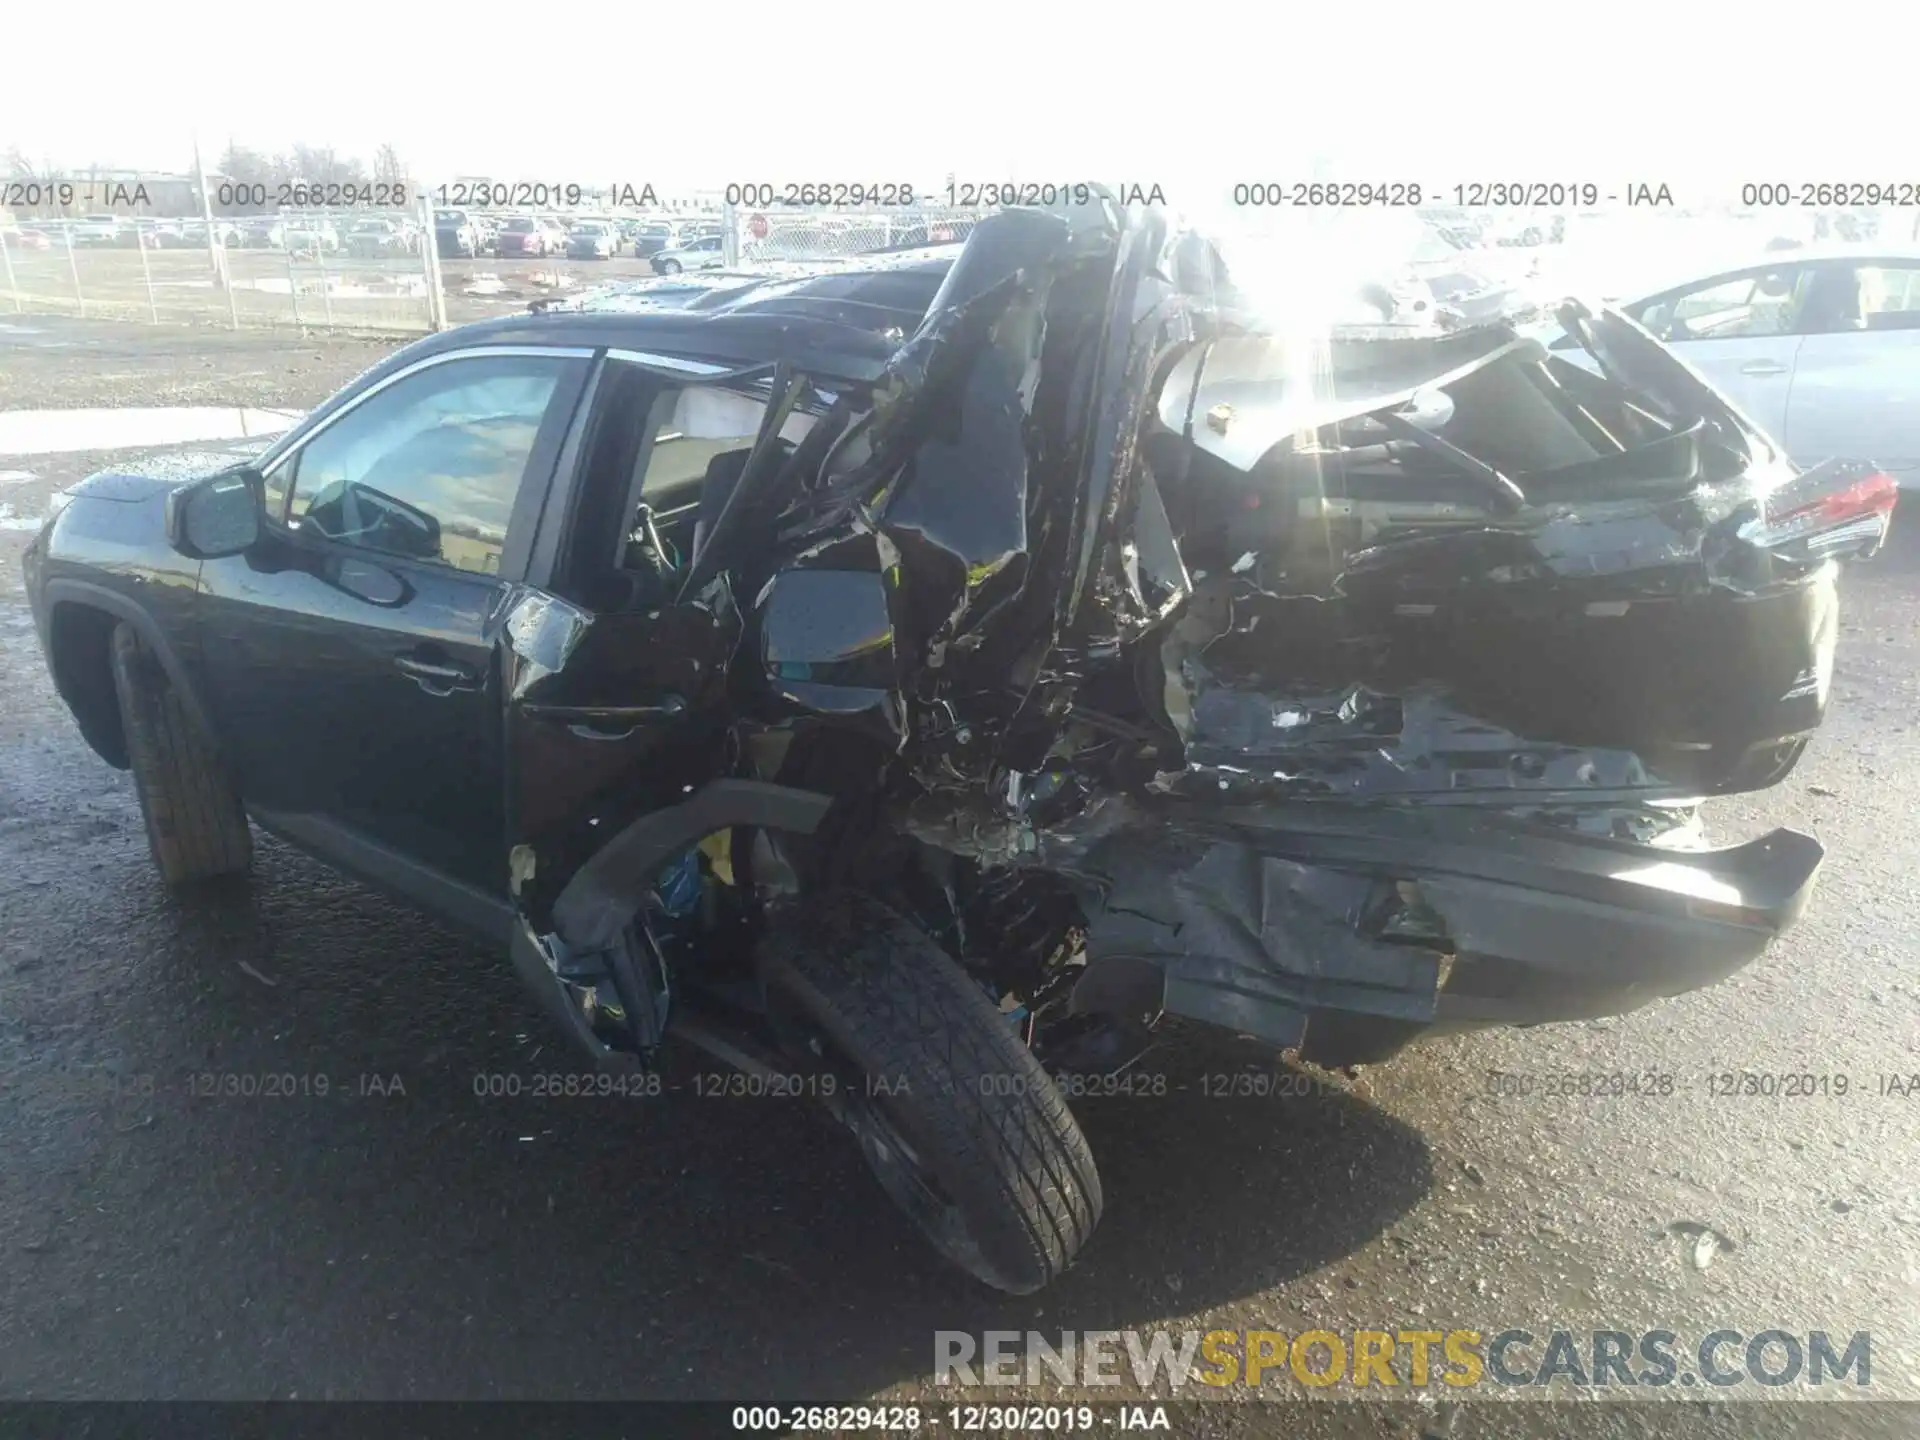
left=548, top=778, right=834, bottom=951
left=42, top=580, right=216, bottom=772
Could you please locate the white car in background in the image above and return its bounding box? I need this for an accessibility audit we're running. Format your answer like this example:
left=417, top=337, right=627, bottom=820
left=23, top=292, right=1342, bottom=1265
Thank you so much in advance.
left=649, top=233, right=726, bottom=274
left=1549, top=245, right=1920, bottom=485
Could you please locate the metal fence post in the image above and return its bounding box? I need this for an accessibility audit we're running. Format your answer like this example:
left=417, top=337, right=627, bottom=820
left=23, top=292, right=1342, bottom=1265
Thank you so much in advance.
left=0, top=232, right=19, bottom=313
left=722, top=198, right=739, bottom=266
left=416, top=191, right=447, bottom=331
left=285, top=244, right=303, bottom=327
left=434, top=229, right=450, bottom=331
left=65, top=230, right=85, bottom=316
left=414, top=193, right=430, bottom=330
left=194, top=134, right=227, bottom=316
left=315, top=234, right=335, bottom=329
left=221, top=231, right=238, bottom=330
left=138, top=225, right=159, bottom=323
left=432, top=210, right=448, bottom=331
left=421, top=222, right=438, bottom=331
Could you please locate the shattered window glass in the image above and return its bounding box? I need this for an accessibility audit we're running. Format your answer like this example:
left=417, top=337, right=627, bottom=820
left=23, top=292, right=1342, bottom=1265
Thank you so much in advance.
left=285, top=356, right=564, bottom=575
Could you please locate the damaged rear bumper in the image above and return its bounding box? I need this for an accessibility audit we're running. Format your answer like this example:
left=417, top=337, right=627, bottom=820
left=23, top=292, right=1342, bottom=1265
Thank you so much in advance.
left=1068, top=806, right=1823, bottom=1061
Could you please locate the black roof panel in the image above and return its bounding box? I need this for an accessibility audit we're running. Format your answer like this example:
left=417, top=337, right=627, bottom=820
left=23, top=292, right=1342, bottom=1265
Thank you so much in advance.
left=386, top=246, right=965, bottom=383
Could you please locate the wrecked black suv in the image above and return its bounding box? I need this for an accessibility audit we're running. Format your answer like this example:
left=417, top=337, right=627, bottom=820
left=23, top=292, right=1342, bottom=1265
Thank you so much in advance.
left=25, top=197, right=1898, bottom=1292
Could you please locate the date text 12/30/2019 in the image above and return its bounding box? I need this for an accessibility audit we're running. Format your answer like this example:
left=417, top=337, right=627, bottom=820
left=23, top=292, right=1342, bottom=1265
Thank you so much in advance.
left=432, top=182, right=659, bottom=209
left=1229, top=181, right=1675, bottom=207
left=729, top=1404, right=1171, bottom=1431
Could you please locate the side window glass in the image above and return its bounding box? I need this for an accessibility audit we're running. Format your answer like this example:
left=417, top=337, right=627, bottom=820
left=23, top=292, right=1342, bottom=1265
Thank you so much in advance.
left=1645, top=270, right=1802, bottom=341
left=1857, top=265, right=1920, bottom=329
left=284, top=355, right=563, bottom=575
left=262, top=456, right=293, bottom=523
left=634, top=385, right=815, bottom=502
left=1632, top=296, right=1676, bottom=335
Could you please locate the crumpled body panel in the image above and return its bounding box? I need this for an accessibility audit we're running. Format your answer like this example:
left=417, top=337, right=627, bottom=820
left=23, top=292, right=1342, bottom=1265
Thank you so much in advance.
left=519, top=198, right=1882, bottom=1066
left=1054, top=799, right=1821, bottom=1060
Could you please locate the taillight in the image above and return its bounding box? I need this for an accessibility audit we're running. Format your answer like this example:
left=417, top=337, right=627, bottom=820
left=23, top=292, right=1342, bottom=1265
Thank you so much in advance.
left=1772, top=469, right=1897, bottom=527
left=1744, top=466, right=1898, bottom=559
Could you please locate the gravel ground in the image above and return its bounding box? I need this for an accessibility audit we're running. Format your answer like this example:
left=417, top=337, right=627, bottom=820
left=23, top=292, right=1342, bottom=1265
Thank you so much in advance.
left=0, top=315, right=393, bottom=411
left=0, top=316, right=1916, bottom=1437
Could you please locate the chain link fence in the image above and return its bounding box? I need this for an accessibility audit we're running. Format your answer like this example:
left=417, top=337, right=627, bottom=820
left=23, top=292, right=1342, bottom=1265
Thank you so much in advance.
left=11, top=187, right=1920, bottom=340
left=0, top=200, right=449, bottom=333
left=724, top=205, right=984, bottom=266
left=1, top=199, right=779, bottom=334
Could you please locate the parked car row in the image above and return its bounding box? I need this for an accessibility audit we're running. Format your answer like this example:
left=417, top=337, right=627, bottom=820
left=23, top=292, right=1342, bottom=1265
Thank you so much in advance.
left=636, top=218, right=722, bottom=261
left=0, top=215, right=248, bottom=250
left=493, top=214, right=569, bottom=258
left=429, top=211, right=725, bottom=261
left=0, top=214, right=364, bottom=255
left=0, top=211, right=726, bottom=262
left=565, top=221, right=620, bottom=260
left=344, top=217, right=422, bottom=257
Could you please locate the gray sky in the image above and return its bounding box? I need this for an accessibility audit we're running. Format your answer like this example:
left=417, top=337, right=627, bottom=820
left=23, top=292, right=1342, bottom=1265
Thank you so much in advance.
left=4, top=0, right=1909, bottom=210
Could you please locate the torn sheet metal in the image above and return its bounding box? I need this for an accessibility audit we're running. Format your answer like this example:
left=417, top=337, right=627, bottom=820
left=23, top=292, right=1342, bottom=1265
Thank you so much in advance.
left=502, top=588, right=593, bottom=700
left=503, top=197, right=1869, bottom=1072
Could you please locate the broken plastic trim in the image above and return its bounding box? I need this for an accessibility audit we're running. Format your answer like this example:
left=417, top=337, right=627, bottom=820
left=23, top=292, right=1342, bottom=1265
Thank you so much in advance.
left=547, top=778, right=833, bottom=953
left=1064, top=804, right=1825, bottom=1047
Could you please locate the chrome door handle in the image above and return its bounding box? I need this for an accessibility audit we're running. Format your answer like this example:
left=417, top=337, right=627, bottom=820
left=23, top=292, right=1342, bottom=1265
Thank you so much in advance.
left=519, top=699, right=687, bottom=738
left=1739, top=360, right=1788, bottom=376
left=395, top=655, right=479, bottom=693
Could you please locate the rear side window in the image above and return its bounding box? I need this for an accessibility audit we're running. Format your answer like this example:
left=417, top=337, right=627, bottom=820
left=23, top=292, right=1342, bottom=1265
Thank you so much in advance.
left=1857, top=263, right=1920, bottom=329
left=282, top=355, right=566, bottom=576
left=1634, top=268, right=1803, bottom=342
left=634, top=384, right=815, bottom=501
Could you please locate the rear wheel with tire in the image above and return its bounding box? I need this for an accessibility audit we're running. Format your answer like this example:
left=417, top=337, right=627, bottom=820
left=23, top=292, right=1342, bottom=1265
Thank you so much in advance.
left=760, top=892, right=1102, bottom=1293
left=108, top=623, right=252, bottom=885
left=659, top=259, right=682, bottom=275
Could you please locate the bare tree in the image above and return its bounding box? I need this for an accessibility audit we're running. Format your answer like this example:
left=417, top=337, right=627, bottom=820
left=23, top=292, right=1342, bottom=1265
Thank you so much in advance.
left=284, top=144, right=367, bottom=187
left=4, top=147, right=75, bottom=217
left=215, top=144, right=276, bottom=212
left=201, top=139, right=411, bottom=217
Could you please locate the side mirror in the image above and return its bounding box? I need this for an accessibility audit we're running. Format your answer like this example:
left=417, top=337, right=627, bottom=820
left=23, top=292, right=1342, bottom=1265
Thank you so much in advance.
left=167, top=468, right=263, bottom=559
left=341, top=482, right=440, bottom=560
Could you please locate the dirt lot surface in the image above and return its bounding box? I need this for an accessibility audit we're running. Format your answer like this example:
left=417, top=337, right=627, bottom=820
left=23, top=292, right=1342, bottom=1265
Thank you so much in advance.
left=1, top=315, right=1916, bottom=1437
left=0, top=314, right=393, bottom=411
